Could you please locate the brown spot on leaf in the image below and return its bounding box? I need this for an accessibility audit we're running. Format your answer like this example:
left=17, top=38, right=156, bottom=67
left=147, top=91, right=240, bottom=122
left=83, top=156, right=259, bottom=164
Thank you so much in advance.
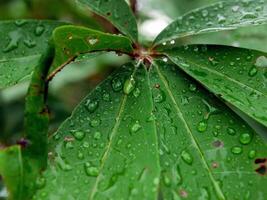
left=255, top=165, right=266, bottom=176
left=255, top=158, right=266, bottom=164
left=212, top=140, right=224, bottom=148
left=179, top=189, right=188, bottom=198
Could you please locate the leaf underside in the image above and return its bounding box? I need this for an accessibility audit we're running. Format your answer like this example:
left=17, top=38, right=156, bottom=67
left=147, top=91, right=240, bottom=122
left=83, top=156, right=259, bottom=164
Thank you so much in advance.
left=0, top=20, right=64, bottom=89
left=77, top=0, right=138, bottom=42
left=32, top=61, right=267, bottom=200
left=165, top=45, right=267, bottom=129
left=154, top=0, right=267, bottom=46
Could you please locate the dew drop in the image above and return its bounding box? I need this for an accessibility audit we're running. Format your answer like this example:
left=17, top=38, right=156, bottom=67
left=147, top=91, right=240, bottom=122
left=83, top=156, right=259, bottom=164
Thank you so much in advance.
left=23, top=38, right=36, bottom=48
left=231, top=146, right=243, bottom=155
left=254, top=56, right=267, bottom=68
left=197, top=120, right=207, bottom=132
left=94, top=131, right=102, bottom=140
left=133, top=88, right=141, bottom=98
left=84, top=163, right=99, bottom=177
left=72, top=131, right=85, bottom=141
left=227, top=127, right=236, bottom=135
left=239, top=133, right=252, bottom=145
left=36, top=176, right=46, bottom=189
left=248, top=150, right=256, bottom=159
left=111, top=77, right=123, bottom=92
left=130, top=121, right=142, bottom=134
left=248, top=67, right=258, bottom=77
left=123, top=77, right=135, bottom=95
left=153, top=89, right=166, bottom=103
left=87, top=37, right=99, bottom=45
left=85, top=99, right=99, bottom=113
left=90, top=118, right=101, bottom=127
left=35, top=25, right=45, bottom=36
left=181, top=150, right=193, bottom=165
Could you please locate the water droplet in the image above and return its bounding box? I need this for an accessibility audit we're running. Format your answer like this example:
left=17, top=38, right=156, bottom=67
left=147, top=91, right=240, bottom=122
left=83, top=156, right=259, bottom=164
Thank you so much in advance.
left=197, top=120, right=207, bottom=132
left=36, top=176, right=46, bottom=189
left=248, top=150, right=256, bottom=159
left=189, top=84, right=197, bottom=92
left=163, top=57, right=168, bottom=62
left=111, top=77, right=123, bottom=92
left=90, top=118, right=101, bottom=127
left=133, top=88, right=140, bottom=97
left=24, top=38, right=36, bottom=48
left=87, top=37, right=99, bottom=45
left=35, top=24, right=45, bottom=36
left=254, top=56, right=267, bottom=68
left=181, top=150, right=193, bottom=165
left=231, top=146, right=243, bottom=155
left=239, top=133, right=252, bottom=145
left=170, top=40, right=175, bottom=45
left=153, top=89, right=166, bottom=103
left=248, top=67, right=258, bottom=77
left=77, top=151, right=84, bottom=159
left=15, top=19, right=27, bottom=26
left=217, top=14, right=226, bottom=23
left=94, top=131, right=102, bottom=140
left=72, top=131, right=85, bottom=141
left=123, top=77, right=135, bottom=95
left=130, top=121, right=142, bottom=134
left=84, top=163, right=99, bottom=177
left=227, top=127, right=236, bottom=135
left=241, top=12, right=258, bottom=20
left=85, top=99, right=99, bottom=113
left=232, top=5, right=240, bottom=12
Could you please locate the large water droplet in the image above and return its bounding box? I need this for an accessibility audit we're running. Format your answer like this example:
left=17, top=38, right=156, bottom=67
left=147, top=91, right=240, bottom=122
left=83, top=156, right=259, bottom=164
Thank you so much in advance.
left=254, top=56, right=267, bottom=68
left=130, top=121, right=142, bottom=134
left=239, top=133, right=252, bottom=145
left=248, top=67, right=258, bottom=77
left=248, top=150, right=256, bottom=159
left=181, top=150, right=193, bottom=165
left=24, top=38, right=36, bottom=48
left=84, top=163, right=99, bottom=177
left=87, top=37, right=99, bottom=45
left=123, top=77, right=135, bottom=95
left=231, top=146, right=243, bottom=155
left=72, top=131, right=85, bottom=141
left=197, top=120, right=207, bottom=132
left=85, top=99, right=99, bottom=113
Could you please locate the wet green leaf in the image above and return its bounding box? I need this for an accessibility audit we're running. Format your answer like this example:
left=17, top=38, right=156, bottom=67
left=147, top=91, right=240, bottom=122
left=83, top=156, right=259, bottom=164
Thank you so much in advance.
left=32, top=61, right=267, bottom=199
left=0, top=20, right=64, bottom=89
left=51, top=25, right=134, bottom=71
left=154, top=0, right=267, bottom=46
left=165, top=45, right=267, bottom=128
left=77, top=0, right=138, bottom=42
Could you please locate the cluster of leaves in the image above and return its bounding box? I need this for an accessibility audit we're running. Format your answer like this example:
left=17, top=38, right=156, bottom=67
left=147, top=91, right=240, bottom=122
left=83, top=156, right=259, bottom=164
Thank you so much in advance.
left=0, top=0, right=267, bottom=199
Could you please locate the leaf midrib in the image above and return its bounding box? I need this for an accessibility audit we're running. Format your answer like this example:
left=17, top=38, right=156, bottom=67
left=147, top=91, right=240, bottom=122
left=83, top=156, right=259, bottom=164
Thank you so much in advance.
left=153, top=61, right=226, bottom=200
left=89, top=66, right=139, bottom=199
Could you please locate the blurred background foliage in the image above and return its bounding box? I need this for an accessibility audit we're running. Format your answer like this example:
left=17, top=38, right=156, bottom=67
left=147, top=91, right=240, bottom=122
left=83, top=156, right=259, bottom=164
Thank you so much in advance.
left=0, top=0, right=267, bottom=198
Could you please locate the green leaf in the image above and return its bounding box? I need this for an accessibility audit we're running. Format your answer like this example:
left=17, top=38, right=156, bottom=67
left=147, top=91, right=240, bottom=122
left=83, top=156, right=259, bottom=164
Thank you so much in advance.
left=51, top=25, right=134, bottom=72
left=77, top=0, right=138, bottom=42
left=0, top=20, right=64, bottom=89
left=154, top=0, right=267, bottom=46
left=165, top=45, right=267, bottom=128
left=0, top=41, right=54, bottom=200
left=33, top=61, right=267, bottom=199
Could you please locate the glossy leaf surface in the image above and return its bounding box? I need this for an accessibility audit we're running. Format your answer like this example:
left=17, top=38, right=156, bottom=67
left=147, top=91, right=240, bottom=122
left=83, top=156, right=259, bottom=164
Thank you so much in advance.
left=0, top=20, right=64, bottom=89
left=165, top=45, right=267, bottom=128
left=51, top=25, right=134, bottom=71
left=33, top=61, right=267, bottom=199
left=77, top=0, right=138, bottom=42
left=154, top=0, right=267, bottom=46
